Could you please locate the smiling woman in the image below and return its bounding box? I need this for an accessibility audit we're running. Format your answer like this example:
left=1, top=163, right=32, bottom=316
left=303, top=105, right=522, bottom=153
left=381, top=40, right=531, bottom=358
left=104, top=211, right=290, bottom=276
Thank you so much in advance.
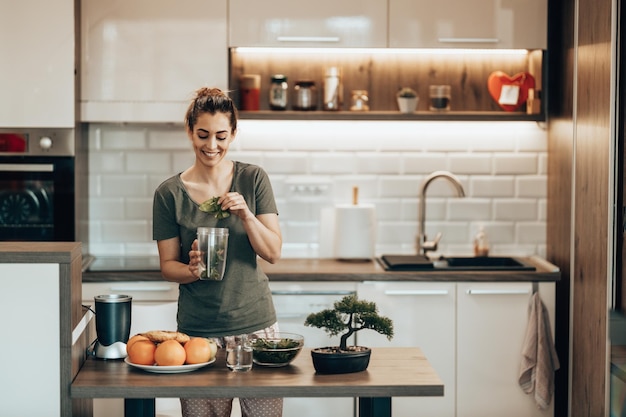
left=152, top=87, right=284, bottom=417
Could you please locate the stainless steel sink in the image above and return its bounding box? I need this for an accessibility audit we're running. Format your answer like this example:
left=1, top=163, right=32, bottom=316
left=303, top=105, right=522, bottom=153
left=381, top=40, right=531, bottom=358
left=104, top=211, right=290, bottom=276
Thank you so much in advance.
left=379, top=255, right=536, bottom=271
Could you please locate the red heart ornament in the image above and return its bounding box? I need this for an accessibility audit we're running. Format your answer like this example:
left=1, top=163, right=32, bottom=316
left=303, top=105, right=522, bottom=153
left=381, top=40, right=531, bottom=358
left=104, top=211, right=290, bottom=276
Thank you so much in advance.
left=487, top=71, right=535, bottom=112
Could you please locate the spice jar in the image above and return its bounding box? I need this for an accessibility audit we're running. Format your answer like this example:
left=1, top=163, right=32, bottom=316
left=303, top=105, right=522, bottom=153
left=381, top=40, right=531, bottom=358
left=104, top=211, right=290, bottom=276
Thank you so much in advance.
left=350, top=90, right=369, bottom=111
left=239, top=74, right=261, bottom=111
left=269, top=74, right=288, bottom=111
left=293, top=81, right=317, bottom=111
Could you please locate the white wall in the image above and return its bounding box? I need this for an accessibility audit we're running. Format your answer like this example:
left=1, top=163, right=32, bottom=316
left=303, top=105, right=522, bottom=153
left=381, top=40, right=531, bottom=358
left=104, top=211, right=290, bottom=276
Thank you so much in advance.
left=86, top=120, right=547, bottom=258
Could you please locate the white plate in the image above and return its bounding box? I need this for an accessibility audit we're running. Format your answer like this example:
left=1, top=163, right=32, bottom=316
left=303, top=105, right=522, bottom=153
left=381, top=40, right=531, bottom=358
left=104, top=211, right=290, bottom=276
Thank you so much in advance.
left=125, top=357, right=216, bottom=373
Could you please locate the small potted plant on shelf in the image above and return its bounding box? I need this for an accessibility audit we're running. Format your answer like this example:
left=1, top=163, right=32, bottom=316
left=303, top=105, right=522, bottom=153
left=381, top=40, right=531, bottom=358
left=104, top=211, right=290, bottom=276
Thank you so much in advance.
left=304, top=294, right=394, bottom=374
left=396, top=87, right=419, bottom=113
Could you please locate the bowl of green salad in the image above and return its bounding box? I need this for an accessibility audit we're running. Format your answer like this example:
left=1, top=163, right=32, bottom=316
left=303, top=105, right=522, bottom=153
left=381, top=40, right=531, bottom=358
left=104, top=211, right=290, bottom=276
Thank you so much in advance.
left=250, top=333, right=304, bottom=367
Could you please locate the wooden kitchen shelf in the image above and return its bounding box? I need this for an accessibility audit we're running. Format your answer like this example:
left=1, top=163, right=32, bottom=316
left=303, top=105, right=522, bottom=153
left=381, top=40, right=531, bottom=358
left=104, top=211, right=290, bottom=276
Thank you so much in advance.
left=238, top=110, right=546, bottom=122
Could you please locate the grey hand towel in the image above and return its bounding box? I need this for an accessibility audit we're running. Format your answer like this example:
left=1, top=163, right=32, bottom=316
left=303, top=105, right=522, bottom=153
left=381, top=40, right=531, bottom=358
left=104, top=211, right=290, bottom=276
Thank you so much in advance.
left=519, top=292, right=560, bottom=410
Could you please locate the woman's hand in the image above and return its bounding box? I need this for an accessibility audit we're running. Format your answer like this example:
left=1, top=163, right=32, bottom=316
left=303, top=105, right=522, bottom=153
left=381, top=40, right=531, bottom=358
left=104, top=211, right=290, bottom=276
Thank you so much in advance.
left=218, top=192, right=253, bottom=220
left=188, top=239, right=203, bottom=279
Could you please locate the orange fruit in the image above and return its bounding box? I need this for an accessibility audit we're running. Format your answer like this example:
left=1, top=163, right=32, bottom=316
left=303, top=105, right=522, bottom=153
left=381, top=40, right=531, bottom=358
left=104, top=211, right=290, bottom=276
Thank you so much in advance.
left=184, top=337, right=213, bottom=364
left=154, top=339, right=186, bottom=366
left=127, top=339, right=156, bottom=365
left=126, top=334, right=150, bottom=355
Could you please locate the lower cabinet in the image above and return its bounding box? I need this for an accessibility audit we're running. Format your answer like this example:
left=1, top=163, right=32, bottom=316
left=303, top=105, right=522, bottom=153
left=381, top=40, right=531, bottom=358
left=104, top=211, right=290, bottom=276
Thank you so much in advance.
left=357, top=281, right=456, bottom=417
left=456, top=282, right=555, bottom=417
left=357, top=281, right=556, bottom=417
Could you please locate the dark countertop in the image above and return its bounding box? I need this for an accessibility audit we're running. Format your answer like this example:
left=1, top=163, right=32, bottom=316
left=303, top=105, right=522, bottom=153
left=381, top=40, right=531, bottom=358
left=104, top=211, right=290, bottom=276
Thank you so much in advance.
left=82, top=255, right=560, bottom=283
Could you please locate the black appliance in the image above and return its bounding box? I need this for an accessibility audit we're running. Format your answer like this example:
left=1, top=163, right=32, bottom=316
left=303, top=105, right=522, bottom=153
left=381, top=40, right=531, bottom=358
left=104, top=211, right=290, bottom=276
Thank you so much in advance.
left=93, top=294, right=132, bottom=359
left=0, top=129, right=75, bottom=241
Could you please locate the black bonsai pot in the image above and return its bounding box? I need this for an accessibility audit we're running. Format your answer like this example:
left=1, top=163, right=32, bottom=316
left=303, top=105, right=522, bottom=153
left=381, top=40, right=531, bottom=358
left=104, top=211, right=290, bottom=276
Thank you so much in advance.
left=310, top=347, right=371, bottom=374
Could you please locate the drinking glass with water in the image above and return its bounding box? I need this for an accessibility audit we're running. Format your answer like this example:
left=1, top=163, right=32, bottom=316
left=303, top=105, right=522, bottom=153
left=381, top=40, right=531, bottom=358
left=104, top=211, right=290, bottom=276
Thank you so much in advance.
left=226, top=334, right=253, bottom=372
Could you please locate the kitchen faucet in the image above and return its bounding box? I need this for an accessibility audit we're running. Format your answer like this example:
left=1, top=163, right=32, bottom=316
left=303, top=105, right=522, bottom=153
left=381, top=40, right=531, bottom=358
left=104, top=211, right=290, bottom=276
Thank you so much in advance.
left=417, top=171, right=466, bottom=256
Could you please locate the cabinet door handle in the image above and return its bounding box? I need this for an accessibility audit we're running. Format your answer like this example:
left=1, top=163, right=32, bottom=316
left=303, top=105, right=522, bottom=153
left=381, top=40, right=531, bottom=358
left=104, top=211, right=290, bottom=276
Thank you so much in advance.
left=384, top=290, right=449, bottom=296
left=276, top=36, right=340, bottom=43
left=438, top=37, right=499, bottom=44
left=272, top=290, right=355, bottom=296
left=109, top=285, right=173, bottom=292
left=466, top=289, right=530, bottom=295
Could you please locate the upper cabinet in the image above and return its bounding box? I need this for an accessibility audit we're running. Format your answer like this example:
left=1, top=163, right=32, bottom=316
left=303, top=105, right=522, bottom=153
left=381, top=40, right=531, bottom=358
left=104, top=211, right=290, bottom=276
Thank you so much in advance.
left=80, top=0, right=228, bottom=123
left=0, top=0, right=75, bottom=128
left=389, top=0, right=547, bottom=49
left=228, top=0, right=388, bottom=48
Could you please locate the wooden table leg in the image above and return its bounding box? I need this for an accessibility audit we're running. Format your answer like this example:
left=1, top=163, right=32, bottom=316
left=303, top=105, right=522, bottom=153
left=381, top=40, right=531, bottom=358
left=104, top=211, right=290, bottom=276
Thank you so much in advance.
left=125, top=398, right=155, bottom=417
left=358, top=397, right=391, bottom=417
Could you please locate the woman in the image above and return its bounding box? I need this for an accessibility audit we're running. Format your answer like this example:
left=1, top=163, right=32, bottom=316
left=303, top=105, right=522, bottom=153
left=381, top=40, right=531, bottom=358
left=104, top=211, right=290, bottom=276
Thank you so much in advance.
left=152, top=87, right=283, bottom=417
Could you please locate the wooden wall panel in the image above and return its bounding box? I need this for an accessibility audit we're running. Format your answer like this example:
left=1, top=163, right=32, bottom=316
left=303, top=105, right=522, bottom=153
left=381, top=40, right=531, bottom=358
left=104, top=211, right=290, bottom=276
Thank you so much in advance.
left=549, top=0, right=614, bottom=415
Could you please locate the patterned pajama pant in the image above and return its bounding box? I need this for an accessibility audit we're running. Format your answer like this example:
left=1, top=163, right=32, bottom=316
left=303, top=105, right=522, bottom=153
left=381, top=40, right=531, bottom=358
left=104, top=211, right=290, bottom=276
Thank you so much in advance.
left=180, top=324, right=283, bottom=417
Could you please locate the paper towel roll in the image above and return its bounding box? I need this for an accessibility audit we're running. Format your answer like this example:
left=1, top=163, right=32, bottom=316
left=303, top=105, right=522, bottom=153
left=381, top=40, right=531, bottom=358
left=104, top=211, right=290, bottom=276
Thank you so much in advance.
left=333, top=204, right=377, bottom=260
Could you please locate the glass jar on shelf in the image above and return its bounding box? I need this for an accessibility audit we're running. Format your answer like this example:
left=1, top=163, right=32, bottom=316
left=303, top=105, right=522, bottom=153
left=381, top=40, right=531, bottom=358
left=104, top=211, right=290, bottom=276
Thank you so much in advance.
left=269, top=74, right=288, bottom=111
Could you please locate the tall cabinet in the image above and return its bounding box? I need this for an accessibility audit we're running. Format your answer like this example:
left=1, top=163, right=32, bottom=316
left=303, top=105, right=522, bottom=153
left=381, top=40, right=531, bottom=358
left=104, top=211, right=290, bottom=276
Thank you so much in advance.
left=80, top=0, right=228, bottom=123
left=0, top=0, right=75, bottom=128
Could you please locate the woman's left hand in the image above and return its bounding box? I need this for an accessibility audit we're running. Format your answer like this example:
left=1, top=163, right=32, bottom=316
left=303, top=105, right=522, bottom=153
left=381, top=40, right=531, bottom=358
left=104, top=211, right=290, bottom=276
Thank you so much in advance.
left=219, top=192, right=253, bottom=220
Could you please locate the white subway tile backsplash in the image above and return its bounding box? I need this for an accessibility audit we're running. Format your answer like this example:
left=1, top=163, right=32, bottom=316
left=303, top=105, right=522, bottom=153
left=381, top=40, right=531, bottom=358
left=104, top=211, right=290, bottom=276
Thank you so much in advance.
left=448, top=199, right=492, bottom=220
left=126, top=152, right=172, bottom=174
left=355, top=152, right=403, bottom=174
left=449, top=153, right=492, bottom=174
left=471, top=176, right=515, bottom=197
left=89, top=198, right=125, bottom=220
left=100, top=175, right=150, bottom=197
left=89, top=152, right=125, bottom=173
left=516, top=222, right=547, bottom=244
left=493, top=153, right=538, bottom=174
left=125, top=198, right=153, bottom=220
left=86, top=120, right=548, bottom=258
left=403, top=153, right=448, bottom=174
left=494, top=199, right=538, bottom=220
left=311, top=153, right=356, bottom=174
left=516, top=176, right=547, bottom=197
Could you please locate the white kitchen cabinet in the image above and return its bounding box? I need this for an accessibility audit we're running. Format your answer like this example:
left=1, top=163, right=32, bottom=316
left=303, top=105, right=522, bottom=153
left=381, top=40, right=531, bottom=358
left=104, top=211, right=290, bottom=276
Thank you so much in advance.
left=228, top=0, right=387, bottom=48
left=389, top=0, right=547, bottom=49
left=80, top=0, right=228, bottom=123
left=456, top=282, right=555, bottom=417
left=82, top=281, right=182, bottom=417
left=0, top=0, right=74, bottom=128
left=269, top=281, right=358, bottom=417
left=357, top=281, right=456, bottom=417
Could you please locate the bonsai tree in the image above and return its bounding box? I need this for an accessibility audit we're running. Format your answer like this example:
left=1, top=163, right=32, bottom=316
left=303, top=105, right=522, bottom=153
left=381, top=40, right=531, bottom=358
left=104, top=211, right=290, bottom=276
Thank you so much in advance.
left=304, top=294, right=394, bottom=351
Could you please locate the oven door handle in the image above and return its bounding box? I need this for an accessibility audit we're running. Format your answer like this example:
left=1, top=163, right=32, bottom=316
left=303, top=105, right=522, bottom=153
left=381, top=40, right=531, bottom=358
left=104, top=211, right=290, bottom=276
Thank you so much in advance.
left=0, top=163, right=54, bottom=172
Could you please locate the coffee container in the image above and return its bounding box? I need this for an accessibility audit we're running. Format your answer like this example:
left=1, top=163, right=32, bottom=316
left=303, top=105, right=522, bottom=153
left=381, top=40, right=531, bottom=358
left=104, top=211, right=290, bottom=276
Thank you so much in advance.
left=429, top=85, right=451, bottom=111
left=323, top=67, right=343, bottom=111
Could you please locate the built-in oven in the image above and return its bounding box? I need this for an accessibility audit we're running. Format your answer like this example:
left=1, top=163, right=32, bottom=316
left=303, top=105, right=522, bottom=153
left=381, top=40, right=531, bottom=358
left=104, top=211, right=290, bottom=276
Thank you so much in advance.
left=0, top=129, right=75, bottom=241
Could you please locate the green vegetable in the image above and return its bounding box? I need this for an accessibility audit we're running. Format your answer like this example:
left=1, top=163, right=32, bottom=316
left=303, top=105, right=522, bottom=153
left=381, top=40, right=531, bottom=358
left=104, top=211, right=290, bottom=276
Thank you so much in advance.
left=251, top=338, right=302, bottom=364
left=201, top=247, right=226, bottom=280
left=199, top=196, right=230, bottom=219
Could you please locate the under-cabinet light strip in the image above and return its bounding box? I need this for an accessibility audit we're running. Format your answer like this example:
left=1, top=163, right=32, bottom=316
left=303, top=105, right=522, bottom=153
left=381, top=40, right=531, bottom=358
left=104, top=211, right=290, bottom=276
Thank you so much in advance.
left=232, top=47, right=530, bottom=56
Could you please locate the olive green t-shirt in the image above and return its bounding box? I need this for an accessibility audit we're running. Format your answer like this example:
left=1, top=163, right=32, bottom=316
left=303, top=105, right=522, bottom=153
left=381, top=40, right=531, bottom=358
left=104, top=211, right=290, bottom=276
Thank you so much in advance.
left=152, top=161, right=278, bottom=337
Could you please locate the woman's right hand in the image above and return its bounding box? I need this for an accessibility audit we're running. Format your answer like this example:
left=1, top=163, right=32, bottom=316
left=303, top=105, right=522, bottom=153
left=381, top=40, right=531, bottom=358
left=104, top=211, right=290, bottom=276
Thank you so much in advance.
left=188, top=239, right=203, bottom=279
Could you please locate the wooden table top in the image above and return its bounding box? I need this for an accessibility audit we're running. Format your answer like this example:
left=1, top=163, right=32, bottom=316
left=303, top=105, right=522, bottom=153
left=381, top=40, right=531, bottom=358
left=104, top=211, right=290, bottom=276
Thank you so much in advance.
left=72, top=347, right=444, bottom=399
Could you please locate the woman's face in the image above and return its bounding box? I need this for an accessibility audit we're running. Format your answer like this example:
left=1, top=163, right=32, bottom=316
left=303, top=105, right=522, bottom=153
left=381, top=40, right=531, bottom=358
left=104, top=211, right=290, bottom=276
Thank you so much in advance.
left=188, top=112, right=236, bottom=167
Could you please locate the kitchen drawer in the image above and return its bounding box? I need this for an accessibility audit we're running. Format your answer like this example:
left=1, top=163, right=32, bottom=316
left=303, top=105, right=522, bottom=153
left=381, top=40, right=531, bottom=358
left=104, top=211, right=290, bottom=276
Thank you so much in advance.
left=82, top=281, right=179, bottom=303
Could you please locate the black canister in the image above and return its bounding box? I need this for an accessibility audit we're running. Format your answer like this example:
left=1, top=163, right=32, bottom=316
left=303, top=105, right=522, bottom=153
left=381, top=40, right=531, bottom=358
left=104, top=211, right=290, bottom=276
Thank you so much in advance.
left=293, top=80, right=318, bottom=111
left=94, top=294, right=132, bottom=346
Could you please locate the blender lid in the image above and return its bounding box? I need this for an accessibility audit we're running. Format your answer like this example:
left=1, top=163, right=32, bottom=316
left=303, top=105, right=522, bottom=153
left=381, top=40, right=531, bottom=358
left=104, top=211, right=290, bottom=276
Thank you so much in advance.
left=94, top=294, right=132, bottom=303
